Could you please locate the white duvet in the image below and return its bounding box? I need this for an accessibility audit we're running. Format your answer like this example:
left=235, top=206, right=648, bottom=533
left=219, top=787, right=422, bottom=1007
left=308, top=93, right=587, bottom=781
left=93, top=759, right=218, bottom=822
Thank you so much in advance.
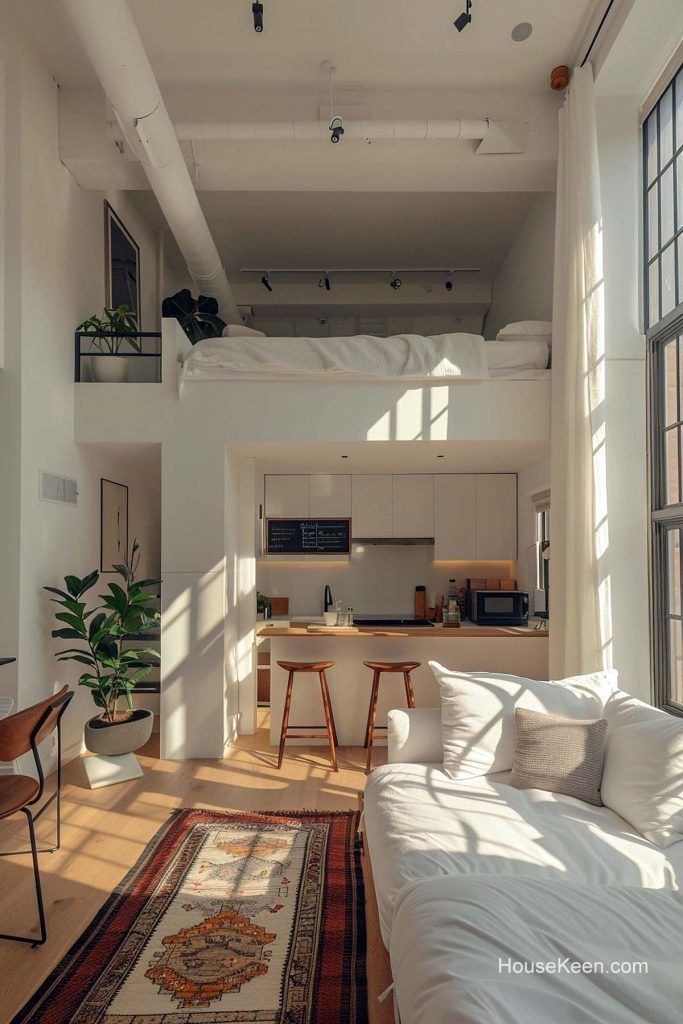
left=180, top=333, right=490, bottom=383
left=391, top=875, right=683, bottom=1024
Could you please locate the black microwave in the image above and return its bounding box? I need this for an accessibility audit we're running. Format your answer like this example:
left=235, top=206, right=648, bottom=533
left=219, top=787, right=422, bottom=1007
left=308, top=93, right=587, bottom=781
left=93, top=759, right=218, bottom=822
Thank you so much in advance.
left=467, top=590, right=529, bottom=627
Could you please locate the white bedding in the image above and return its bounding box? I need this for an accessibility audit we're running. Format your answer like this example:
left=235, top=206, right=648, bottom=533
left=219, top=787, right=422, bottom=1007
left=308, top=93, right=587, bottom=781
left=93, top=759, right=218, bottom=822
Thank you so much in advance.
left=391, top=875, right=683, bottom=1024
left=363, top=762, right=683, bottom=947
left=485, top=338, right=550, bottom=378
left=180, top=333, right=490, bottom=383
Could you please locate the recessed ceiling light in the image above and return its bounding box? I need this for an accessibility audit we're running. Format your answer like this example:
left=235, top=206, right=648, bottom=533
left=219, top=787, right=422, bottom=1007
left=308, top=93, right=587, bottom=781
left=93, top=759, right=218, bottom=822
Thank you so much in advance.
left=341, top=455, right=349, bottom=459
left=437, top=454, right=446, bottom=459
left=511, top=22, right=532, bottom=42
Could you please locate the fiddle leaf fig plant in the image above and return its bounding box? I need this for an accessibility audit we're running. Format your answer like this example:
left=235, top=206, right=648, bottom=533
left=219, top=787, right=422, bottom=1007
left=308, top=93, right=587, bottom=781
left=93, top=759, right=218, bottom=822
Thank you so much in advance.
left=45, top=541, right=161, bottom=724
left=161, top=288, right=226, bottom=344
left=77, top=303, right=140, bottom=355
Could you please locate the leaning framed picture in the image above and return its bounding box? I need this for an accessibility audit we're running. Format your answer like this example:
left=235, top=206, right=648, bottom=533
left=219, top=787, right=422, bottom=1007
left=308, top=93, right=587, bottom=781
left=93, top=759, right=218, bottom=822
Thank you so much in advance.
left=100, top=478, right=129, bottom=573
left=104, top=201, right=141, bottom=325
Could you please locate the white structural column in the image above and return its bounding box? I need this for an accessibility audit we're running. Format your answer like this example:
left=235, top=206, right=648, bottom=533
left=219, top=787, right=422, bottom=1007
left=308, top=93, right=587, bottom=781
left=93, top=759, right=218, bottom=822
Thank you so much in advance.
left=63, top=0, right=239, bottom=322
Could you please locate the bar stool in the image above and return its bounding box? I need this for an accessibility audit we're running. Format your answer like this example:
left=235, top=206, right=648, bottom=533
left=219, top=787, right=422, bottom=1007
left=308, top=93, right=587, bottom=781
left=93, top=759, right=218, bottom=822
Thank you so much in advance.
left=363, top=661, right=420, bottom=774
left=276, top=661, right=339, bottom=771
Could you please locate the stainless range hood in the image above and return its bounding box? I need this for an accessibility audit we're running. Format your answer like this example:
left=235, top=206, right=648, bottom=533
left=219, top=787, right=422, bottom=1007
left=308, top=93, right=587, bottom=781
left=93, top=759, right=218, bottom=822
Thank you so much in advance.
left=353, top=537, right=435, bottom=546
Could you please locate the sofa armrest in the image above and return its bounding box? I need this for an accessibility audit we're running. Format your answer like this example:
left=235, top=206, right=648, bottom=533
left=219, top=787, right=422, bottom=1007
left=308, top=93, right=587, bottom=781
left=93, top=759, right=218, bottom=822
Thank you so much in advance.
left=387, top=708, right=442, bottom=764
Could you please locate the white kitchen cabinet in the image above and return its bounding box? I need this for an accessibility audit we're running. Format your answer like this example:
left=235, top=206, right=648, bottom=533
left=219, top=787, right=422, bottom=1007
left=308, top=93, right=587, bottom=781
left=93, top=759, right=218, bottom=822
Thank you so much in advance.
left=309, top=474, right=352, bottom=517
left=392, top=475, right=434, bottom=537
left=352, top=475, right=393, bottom=537
left=475, top=475, right=517, bottom=560
left=264, top=475, right=310, bottom=518
left=434, top=475, right=476, bottom=560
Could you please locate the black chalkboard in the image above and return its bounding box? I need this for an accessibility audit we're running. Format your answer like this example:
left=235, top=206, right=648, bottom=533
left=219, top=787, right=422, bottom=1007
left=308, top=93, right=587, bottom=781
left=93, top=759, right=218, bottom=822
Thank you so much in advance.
left=266, top=518, right=351, bottom=554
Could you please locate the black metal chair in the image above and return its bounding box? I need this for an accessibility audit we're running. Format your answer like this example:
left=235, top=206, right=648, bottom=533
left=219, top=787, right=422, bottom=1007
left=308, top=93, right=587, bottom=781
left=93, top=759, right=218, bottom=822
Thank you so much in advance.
left=0, top=685, right=73, bottom=946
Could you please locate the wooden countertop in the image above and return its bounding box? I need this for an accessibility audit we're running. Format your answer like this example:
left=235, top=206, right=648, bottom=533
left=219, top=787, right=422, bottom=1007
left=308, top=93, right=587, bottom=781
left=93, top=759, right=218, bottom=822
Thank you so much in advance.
left=258, top=625, right=548, bottom=639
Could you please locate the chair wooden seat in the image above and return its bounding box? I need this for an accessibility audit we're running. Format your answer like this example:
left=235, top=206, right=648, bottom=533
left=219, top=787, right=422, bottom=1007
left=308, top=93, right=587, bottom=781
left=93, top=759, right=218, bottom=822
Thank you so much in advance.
left=363, top=660, right=421, bottom=673
left=277, top=660, right=335, bottom=673
left=363, top=661, right=421, bottom=775
left=0, top=776, right=39, bottom=819
left=276, top=661, right=338, bottom=771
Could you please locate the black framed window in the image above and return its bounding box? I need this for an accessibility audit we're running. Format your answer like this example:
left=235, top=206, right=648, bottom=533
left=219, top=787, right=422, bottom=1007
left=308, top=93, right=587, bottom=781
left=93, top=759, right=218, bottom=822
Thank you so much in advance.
left=647, top=65, right=683, bottom=715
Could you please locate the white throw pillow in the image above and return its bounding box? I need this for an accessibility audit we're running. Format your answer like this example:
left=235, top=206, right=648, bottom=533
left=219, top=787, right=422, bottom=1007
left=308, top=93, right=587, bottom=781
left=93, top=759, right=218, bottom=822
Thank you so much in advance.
left=601, top=690, right=683, bottom=848
left=223, top=324, right=266, bottom=338
left=497, top=320, right=553, bottom=337
left=429, top=663, right=617, bottom=781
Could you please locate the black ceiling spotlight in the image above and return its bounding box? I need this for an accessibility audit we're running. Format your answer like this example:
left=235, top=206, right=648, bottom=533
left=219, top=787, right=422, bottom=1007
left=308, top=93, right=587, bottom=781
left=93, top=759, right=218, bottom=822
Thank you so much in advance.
left=329, top=116, right=344, bottom=144
left=454, top=0, right=472, bottom=33
left=390, top=275, right=402, bottom=290
left=252, top=2, right=263, bottom=33
left=260, top=273, right=272, bottom=292
left=324, top=273, right=331, bottom=291
left=444, top=273, right=454, bottom=291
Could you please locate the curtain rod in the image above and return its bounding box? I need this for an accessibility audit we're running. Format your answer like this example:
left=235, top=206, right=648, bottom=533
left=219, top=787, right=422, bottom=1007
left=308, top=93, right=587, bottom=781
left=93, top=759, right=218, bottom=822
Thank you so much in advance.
left=580, top=0, right=617, bottom=68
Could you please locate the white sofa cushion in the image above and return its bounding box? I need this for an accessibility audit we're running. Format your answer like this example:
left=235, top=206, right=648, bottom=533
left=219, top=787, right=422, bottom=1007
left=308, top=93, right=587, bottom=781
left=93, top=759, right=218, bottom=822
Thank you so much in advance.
left=391, top=875, right=683, bottom=1024
left=429, top=662, right=617, bottom=780
left=363, top=761, right=683, bottom=947
left=601, top=690, right=683, bottom=849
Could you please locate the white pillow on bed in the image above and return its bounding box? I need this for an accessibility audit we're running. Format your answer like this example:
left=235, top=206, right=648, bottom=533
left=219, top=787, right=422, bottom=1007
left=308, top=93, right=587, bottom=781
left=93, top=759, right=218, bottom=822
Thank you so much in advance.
left=429, top=662, right=617, bottom=780
left=601, top=690, right=683, bottom=848
left=223, top=324, right=266, bottom=338
left=497, top=320, right=552, bottom=337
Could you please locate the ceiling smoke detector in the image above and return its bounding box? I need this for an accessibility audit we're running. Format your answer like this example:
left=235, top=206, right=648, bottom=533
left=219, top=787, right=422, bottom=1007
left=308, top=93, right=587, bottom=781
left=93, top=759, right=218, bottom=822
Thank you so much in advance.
left=511, top=22, right=533, bottom=42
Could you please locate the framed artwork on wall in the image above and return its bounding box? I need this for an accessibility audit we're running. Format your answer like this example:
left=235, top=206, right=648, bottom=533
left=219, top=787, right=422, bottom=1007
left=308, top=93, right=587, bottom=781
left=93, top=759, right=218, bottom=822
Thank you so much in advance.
left=100, top=478, right=129, bottom=573
left=104, top=201, right=141, bottom=326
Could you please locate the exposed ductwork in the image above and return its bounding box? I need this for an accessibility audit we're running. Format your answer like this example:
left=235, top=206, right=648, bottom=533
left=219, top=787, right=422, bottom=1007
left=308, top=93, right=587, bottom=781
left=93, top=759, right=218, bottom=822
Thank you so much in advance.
left=173, top=118, right=525, bottom=153
left=63, top=0, right=240, bottom=322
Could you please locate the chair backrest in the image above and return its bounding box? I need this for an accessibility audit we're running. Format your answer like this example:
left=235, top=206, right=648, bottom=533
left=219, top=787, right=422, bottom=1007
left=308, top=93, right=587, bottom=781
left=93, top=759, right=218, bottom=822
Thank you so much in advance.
left=0, top=685, right=73, bottom=763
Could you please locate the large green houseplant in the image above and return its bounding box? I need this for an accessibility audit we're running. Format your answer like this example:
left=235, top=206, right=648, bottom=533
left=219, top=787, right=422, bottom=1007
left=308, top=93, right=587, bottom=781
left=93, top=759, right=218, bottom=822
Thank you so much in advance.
left=77, top=303, right=140, bottom=382
left=46, top=541, right=161, bottom=756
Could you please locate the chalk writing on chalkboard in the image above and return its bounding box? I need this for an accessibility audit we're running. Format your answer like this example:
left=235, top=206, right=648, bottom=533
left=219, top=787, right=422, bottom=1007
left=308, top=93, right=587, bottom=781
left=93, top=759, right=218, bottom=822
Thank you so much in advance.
left=266, top=519, right=351, bottom=554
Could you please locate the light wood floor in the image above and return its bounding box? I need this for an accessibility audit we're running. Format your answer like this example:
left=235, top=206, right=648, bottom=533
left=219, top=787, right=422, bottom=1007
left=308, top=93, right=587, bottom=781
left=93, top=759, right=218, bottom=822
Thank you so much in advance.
left=0, top=709, right=392, bottom=1024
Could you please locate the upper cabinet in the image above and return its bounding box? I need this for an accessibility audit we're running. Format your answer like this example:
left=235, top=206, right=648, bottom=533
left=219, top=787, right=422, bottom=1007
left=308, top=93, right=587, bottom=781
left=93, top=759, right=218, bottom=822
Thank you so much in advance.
left=434, top=475, right=476, bottom=560
left=393, top=475, right=434, bottom=538
left=351, top=475, right=393, bottom=538
left=475, top=475, right=517, bottom=560
left=309, top=474, right=352, bottom=517
left=265, top=475, right=309, bottom=517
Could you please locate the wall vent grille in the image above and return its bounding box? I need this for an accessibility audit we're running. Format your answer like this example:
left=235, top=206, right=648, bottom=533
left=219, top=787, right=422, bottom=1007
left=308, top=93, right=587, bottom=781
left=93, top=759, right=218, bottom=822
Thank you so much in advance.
left=39, top=470, right=78, bottom=506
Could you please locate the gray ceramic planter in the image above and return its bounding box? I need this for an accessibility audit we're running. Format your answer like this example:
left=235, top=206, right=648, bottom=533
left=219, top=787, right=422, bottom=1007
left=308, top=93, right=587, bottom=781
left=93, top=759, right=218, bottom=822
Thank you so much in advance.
left=84, top=708, right=154, bottom=756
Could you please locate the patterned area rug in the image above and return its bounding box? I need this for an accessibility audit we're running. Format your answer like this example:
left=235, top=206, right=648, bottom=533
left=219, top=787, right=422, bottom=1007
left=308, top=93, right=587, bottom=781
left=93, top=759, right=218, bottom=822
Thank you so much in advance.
left=13, top=809, right=367, bottom=1024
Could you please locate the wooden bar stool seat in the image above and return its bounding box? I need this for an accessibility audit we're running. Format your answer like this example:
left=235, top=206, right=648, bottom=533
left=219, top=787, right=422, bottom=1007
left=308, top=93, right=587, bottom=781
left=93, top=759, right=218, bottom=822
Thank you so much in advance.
left=362, top=660, right=420, bottom=775
left=276, top=661, right=339, bottom=772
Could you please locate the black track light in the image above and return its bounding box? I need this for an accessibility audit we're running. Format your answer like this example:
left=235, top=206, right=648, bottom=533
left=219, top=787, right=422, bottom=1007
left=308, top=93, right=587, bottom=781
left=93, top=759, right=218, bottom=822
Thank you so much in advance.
left=324, top=274, right=331, bottom=291
left=444, top=274, right=454, bottom=291
left=390, top=276, right=402, bottom=290
left=252, top=2, right=263, bottom=33
left=454, top=0, right=472, bottom=32
left=261, top=273, right=272, bottom=292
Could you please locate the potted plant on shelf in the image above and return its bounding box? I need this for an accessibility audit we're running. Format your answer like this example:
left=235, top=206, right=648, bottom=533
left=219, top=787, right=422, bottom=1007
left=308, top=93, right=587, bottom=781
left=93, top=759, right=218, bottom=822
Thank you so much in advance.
left=76, top=303, right=140, bottom=382
left=45, top=541, right=161, bottom=757
left=161, top=288, right=226, bottom=344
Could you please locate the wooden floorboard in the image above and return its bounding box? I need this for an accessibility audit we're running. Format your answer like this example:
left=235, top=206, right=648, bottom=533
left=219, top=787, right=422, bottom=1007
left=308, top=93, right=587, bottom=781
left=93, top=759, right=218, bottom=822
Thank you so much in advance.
left=0, top=709, right=393, bottom=1024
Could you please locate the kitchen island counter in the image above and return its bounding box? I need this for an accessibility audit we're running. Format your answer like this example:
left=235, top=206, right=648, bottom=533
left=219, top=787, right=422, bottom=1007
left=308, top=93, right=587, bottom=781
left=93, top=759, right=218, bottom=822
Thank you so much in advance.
left=263, top=622, right=549, bottom=747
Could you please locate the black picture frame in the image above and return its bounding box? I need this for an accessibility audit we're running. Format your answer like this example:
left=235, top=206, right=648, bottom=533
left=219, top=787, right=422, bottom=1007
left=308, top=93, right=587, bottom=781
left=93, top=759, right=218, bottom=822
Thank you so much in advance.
left=100, top=478, right=129, bottom=573
left=104, top=201, right=141, bottom=326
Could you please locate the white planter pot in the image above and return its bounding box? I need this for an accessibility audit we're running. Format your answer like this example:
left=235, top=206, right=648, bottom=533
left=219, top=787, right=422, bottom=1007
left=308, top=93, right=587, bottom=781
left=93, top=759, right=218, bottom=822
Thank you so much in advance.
left=92, top=355, right=128, bottom=383
left=84, top=709, right=154, bottom=755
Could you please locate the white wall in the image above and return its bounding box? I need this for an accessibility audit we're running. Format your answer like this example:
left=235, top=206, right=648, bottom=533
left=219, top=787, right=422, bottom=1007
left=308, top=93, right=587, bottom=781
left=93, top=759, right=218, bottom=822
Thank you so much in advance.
left=0, top=11, right=183, bottom=760
left=486, top=192, right=556, bottom=338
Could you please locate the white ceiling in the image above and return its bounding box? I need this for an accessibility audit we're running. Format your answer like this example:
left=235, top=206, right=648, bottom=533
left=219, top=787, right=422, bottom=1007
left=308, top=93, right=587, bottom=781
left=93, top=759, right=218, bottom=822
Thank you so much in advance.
left=21, top=0, right=597, bottom=93
left=235, top=439, right=550, bottom=474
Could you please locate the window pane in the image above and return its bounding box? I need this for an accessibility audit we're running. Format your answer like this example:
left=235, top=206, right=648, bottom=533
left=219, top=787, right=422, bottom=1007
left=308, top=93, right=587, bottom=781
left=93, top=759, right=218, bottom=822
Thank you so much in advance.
left=678, top=235, right=683, bottom=306
left=666, top=426, right=680, bottom=503
left=648, top=184, right=659, bottom=258
left=649, top=260, right=660, bottom=327
left=670, top=617, right=683, bottom=706
left=662, top=243, right=676, bottom=317
left=660, top=164, right=675, bottom=245
left=677, top=154, right=683, bottom=233
left=660, top=86, right=674, bottom=167
left=665, top=338, right=678, bottom=424
left=668, top=529, right=682, bottom=615
left=646, top=111, right=658, bottom=185
left=677, top=70, right=683, bottom=153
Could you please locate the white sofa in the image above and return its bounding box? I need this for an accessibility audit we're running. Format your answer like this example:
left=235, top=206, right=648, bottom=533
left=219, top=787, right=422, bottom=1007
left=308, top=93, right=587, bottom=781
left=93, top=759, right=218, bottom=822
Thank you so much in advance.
left=363, top=706, right=683, bottom=1024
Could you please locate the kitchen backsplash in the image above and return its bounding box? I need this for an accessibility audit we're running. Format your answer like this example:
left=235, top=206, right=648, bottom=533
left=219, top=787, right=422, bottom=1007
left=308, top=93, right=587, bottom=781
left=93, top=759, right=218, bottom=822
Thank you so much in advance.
left=257, top=544, right=515, bottom=617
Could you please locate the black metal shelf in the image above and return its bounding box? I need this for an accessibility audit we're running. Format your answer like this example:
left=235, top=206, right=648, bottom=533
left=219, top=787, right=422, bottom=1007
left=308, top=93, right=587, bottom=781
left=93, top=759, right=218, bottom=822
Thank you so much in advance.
left=74, top=331, right=162, bottom=383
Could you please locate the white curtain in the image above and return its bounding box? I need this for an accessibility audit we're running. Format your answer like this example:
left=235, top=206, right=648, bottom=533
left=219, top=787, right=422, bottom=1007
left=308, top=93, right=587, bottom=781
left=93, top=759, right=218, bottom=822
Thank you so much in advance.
left=549, top=64, right=612, bottom=678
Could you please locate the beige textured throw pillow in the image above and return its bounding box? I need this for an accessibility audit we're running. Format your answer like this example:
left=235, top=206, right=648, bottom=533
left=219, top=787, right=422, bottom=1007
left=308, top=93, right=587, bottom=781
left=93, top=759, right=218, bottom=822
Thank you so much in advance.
left=510, top=708, right=608, bottom=806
